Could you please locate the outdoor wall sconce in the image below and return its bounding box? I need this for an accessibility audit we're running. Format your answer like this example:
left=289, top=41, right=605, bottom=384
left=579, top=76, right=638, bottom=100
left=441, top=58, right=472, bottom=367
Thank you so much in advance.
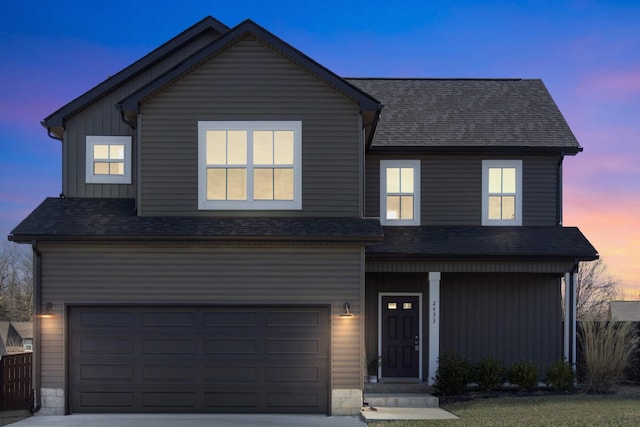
left=340, top=302, right=355, bottom=318
left=38, top=302, right=54, bottom=318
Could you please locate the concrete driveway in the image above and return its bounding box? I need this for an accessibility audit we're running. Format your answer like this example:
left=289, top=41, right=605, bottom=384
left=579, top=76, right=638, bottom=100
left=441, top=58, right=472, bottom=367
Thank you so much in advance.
left=5, top=413, right=367, bottom=427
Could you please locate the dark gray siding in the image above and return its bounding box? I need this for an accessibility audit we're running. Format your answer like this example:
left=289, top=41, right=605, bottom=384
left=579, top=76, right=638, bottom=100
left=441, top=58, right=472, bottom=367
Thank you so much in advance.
left=62, top=32, right=219, bottom=198
left=366, top=259, right=576, bottom=273
left=440, top=273, right=562, bottom=377
left=39, top=244, right=363, bottom=391
left=364, top=273, right=429, bottom=381
left=138, top=36, right=361, bottom=217
left=523, top=156, right=559, bottom=226
left=366, top=154, right=559, bottom=226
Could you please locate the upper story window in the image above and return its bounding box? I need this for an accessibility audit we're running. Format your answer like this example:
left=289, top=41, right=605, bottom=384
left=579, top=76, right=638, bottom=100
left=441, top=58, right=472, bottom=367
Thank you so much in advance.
left=85, top=136, right=132, bottom=184
left=482, top=160, right=522, bottom=226
left=198, top=121, right=302, bottom=210
left=380, top=160, right=420, bottom=226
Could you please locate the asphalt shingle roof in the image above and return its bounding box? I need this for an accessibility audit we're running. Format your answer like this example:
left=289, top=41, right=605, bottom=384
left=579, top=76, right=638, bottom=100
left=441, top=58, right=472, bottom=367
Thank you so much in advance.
left=8, top=198, right=383, bottom=244
left=347, top=78, right=581, bottom=152
left=367, top=226, right=598, bottom=260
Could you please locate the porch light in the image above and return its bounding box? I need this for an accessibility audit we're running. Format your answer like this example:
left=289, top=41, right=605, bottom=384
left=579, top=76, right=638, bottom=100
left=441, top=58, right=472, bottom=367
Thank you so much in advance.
left=340, top=303, right=355, bottom=318
left=38, top=302, right=54, bottom=318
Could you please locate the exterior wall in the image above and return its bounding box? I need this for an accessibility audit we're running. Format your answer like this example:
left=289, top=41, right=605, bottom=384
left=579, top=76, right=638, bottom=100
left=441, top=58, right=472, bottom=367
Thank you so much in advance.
left=366, top=259, right=575, bottom=273
left=365, top=154, right=559, bottom=226
left=138, top=36, right=362, bottom=217
left=62, top=31, right=220, bottom=198
left=38, top=244, right=364, bottom=413
left=440, top=273, right=562, bottom=377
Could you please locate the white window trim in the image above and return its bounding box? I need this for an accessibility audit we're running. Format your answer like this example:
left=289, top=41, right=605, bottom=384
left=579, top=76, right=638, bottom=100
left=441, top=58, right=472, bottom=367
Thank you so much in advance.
left=482, top=160, right=523, bottom=226
left=380, top=159, right=421, bottom=226
left=198, top=121, right=302, bottom=210
left=85, top=136, right=132, bottom=184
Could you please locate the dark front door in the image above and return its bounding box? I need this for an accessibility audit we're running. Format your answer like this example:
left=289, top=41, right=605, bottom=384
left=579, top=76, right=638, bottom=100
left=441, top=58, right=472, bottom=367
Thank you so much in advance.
left=381, top=295, right=420, bottom=378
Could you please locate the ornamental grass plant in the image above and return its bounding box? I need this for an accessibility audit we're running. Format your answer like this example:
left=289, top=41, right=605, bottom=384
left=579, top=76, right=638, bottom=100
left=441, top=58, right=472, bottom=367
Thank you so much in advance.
left=579, top=321, right=639, bottom=394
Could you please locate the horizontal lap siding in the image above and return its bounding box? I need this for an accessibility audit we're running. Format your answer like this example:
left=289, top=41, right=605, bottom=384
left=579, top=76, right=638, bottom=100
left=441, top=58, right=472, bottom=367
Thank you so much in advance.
left=139, top=36, right=361, bottom=217
left=440, top=273, right=562, bottom=377
left=39, top=245, right=363, bottom=390
left=63, top=32, right=219, bottom=198
left=365, top=155, right=558, bottom=226
left=523, top=157, right=559, bottom=226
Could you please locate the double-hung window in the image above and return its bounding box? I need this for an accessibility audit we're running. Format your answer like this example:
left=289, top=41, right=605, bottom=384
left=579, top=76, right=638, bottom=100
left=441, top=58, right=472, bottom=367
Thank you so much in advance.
left=380, top=160, right=420, bottom=225
left=198, top=121, right=302, bottom=210
left=482, top=160, right=522, bottom=226
left=85, top=136, right=132, bottom=184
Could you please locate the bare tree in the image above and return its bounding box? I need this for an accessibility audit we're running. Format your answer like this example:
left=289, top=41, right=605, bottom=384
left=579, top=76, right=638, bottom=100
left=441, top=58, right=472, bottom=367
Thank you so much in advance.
left=575, top=259, right=619, bottom=320
left=0, top=242, right=33, bottom=321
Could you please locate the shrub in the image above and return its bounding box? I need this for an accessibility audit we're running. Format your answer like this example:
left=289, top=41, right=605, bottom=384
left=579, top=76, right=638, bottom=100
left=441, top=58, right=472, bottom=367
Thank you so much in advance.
left=507, top=360, right=539, bottom=391
left=434, top=350, right=471, bottom=396
left=473, top=357, right=505, bottom=391
left=580, top=321, right=639, bottom=394
left=545, top=359, right=575, bottom=391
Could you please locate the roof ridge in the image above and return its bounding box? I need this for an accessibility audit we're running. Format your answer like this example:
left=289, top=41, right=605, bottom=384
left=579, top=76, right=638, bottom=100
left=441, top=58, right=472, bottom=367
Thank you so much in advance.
left=345, top=77, right=528, bottom=81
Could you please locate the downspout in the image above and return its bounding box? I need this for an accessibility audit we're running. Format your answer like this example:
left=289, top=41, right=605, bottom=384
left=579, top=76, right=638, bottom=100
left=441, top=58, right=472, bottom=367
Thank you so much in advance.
left=557, top=153, right=564, bottom=226
left=31, top=241, right=42, bottom=413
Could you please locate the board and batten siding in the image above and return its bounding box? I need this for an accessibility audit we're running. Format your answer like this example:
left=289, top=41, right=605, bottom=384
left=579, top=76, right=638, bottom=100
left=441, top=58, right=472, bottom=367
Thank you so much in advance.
left=138, top=36, right=362, bottom=217
left=61, top=32, right=220, bottom=198
left=38, top=244, right=363, bottom=391
left=366, top=154, right=559, bottom=226
left=440, top=273, right=562, bottom=377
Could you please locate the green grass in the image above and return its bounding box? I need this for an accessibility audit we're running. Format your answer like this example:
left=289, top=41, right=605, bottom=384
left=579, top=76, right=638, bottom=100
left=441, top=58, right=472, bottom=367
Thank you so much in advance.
left=373, top=387, right=640, bottom=426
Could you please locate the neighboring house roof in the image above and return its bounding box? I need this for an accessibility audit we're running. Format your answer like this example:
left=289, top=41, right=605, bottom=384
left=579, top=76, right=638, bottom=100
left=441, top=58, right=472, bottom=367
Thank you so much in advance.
left=42, top=16, right=230, bottom=135
left=117, top=19, right=381, bottom=117
left=11, top=322, right=33, bottom=340
left=347, top=78, right=582, bottom=153
left=608, top=301, right=640, bottom=321
left=8, top=198, right=383, bottom=244
left=367, top=226, right=598, bottom=261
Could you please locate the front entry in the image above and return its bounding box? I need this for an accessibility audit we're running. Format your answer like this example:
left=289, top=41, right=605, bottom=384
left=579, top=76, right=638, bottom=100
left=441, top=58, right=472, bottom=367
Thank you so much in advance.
left=380, top=294, right=420, bottom=378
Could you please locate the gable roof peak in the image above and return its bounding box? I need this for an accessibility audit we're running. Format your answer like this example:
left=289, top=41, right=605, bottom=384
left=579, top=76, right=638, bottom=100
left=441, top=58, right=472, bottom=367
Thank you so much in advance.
left=42, top=15, right=230, bottom=137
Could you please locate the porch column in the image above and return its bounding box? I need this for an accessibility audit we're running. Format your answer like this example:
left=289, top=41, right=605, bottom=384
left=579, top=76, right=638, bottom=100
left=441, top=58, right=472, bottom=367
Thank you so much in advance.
left=428, top=272, right=441, bottom=385
left=564, top=270, right=577, bottom=368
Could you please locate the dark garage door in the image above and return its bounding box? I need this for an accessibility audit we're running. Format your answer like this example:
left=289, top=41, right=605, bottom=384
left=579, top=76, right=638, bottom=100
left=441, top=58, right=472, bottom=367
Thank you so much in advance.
left=68, top=306, right=329, bottom=414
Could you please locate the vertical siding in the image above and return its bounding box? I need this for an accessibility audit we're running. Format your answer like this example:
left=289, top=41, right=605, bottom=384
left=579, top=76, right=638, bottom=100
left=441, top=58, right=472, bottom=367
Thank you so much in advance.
left=440, top=273, right=562, bottom=378
left=139, top=36, right=361, bottom=217
left=365, top=154, right=559, bottom=226
left=62, top=32, right=219, bottom=198
left=39, top=244, right=363, bottom=390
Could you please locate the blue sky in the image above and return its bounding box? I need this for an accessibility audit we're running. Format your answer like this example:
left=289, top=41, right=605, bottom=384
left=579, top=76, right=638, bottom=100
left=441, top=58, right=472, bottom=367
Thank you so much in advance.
left=1, top=0, right=639, bottom=296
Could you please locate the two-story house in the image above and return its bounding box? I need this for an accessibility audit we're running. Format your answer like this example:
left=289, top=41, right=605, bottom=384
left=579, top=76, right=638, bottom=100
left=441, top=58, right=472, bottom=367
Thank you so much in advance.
left=9, top=16, right=597, bottom=416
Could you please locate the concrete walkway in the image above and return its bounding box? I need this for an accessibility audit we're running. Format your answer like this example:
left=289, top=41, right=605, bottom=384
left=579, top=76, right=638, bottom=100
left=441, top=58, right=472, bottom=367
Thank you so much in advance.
left=4, top=407, right=458, bottom=426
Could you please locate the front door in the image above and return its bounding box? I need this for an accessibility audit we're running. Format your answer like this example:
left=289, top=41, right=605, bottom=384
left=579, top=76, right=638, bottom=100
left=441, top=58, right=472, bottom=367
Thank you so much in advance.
left=381, top=295, right=420, bottom=378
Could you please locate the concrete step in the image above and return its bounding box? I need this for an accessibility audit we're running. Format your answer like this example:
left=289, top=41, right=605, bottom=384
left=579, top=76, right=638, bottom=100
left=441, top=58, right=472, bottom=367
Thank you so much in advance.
left=364, top=393, right=439, bottom=408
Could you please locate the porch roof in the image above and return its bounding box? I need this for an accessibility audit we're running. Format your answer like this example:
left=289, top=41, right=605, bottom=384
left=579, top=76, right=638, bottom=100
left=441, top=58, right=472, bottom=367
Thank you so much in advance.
left=367, top=226, right=598, bottom=261
left=8, top=197, right=383, bottom=245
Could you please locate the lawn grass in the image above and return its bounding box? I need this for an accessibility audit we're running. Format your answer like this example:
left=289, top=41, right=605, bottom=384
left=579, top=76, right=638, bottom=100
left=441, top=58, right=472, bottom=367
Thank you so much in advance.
left=373, top=387, right=640, bottom=426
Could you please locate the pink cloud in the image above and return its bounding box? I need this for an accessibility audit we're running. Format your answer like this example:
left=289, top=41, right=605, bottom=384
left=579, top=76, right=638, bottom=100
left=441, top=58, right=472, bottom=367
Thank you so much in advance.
left=575, top=68, right=640, bottom=102
left=564, top=187, right=640, bottom=298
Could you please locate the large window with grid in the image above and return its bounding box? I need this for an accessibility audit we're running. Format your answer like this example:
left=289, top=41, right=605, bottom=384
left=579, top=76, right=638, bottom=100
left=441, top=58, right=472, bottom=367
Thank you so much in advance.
left=198, top=121, right=302, bottom=210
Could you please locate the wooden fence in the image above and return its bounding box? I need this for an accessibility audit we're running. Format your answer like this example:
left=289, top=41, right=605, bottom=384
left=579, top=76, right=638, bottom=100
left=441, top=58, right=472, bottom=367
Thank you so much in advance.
left=0, top=352, right=33, bottom=411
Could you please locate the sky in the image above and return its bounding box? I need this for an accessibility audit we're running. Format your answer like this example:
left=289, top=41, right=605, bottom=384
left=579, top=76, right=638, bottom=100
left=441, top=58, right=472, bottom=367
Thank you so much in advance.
left=1, top=1, right=638, bottom=298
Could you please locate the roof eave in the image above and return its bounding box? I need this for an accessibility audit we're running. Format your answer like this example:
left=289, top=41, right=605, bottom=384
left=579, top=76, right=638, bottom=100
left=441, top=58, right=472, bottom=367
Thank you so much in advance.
left=368, top=145, right=582, bottom=155
left=42, top=16, right=230, bottom=130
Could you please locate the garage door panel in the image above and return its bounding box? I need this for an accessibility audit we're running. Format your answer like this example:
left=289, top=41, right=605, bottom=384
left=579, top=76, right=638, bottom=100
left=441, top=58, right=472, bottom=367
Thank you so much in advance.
left=69, top=306, right=329, bottom=414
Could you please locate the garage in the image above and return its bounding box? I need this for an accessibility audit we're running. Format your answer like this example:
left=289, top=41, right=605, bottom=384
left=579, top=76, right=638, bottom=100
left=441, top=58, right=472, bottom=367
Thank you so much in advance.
left=68, top=306, right=330, bottom=414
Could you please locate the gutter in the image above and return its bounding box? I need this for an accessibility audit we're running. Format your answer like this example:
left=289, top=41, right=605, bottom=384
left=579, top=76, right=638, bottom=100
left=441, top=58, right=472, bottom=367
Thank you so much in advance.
left=31, top=241, right=42, bottom=413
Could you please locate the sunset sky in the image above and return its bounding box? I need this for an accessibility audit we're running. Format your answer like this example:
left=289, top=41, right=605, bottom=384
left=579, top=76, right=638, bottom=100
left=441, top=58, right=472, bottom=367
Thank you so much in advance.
left=1, top=1, right=638, bottom=298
